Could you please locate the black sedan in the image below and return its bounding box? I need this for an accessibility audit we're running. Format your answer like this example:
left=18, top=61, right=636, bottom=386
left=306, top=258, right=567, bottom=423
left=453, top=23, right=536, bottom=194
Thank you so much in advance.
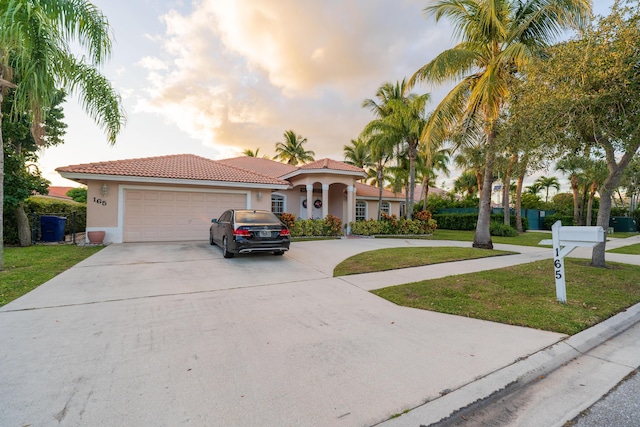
left=210, top=209, right=291, bottom=258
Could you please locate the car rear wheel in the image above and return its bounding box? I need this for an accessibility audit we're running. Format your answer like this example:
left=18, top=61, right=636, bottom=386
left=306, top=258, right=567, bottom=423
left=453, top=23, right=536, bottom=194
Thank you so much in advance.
left=273, top=251, right=285, bottom=256
left=222, top=236, right=234, bottom=258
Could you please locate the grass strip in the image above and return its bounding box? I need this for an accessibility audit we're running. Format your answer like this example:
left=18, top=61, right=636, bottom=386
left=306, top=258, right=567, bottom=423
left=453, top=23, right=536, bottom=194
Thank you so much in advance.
left=372, top=258, right=640, bottom=335
left=607, top=243, right=640, bottom=255
left=334, top=246, right=516, bottom=277
left=0, top=245, right=103, bottom=307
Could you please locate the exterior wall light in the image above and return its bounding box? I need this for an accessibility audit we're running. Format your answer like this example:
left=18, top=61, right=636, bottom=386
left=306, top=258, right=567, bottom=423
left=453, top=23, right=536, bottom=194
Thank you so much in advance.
left=101, top=183, right=109, bottom=196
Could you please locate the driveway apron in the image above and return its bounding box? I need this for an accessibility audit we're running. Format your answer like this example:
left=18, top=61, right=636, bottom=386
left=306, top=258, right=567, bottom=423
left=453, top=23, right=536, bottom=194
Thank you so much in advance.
left=0, top=240, right=563, bottom=426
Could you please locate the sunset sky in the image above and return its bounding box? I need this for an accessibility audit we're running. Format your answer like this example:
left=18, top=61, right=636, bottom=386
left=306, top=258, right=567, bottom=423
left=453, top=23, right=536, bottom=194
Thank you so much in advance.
left=40, top=0, right=616, bottom=189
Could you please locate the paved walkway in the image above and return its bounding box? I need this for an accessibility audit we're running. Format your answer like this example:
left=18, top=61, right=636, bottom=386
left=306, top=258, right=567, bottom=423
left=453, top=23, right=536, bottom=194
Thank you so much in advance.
left=1, top=234, right=638, bottom=426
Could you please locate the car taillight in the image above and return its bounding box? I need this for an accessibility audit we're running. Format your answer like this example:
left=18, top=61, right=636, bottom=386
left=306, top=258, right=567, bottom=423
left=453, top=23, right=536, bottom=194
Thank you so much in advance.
left=233, top=228, right=251, bottom=236
left=279, top=229, right=290, bottom=236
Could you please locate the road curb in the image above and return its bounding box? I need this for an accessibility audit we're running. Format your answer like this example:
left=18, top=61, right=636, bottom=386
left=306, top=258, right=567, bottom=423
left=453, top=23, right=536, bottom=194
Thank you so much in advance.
left=378, top=301, right=640, bottom=427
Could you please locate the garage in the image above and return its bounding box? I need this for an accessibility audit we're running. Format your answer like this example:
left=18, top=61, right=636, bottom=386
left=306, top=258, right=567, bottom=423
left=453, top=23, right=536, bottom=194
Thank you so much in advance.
left=123, top=189, right=247, bottom=242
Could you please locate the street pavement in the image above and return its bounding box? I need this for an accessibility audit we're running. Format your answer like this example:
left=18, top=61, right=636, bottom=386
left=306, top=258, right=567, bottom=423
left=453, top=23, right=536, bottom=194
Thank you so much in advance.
left=1, top=234, right=639, bottom=426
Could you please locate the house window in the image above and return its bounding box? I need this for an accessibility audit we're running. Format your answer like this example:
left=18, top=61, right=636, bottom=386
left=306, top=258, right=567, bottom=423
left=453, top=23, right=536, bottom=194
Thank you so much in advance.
left=381, top=201, right=390, bottom=215
left=271, top=194, right=284, bottom=214
left=356, top=201, right=366, bottom=221
left=400, top=202, right=406, bottom=218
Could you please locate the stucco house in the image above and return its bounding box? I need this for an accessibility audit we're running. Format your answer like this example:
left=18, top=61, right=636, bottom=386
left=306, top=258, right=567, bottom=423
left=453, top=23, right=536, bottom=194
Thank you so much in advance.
left=56, top=154, right=405, bottom=243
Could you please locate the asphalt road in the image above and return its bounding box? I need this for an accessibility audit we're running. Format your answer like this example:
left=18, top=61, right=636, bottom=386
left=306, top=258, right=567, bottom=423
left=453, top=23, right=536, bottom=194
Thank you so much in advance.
left=570, top=367, right=640, bottom=427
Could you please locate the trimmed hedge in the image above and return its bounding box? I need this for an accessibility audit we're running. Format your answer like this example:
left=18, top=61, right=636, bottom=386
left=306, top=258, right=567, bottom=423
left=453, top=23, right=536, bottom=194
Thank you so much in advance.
left=349, top=211, right=437, bottom=236
left=542, top=214, right=574, bottom=230
left=280, top=214, right=343, bottom=237
left=431, top=213, right=529, bottom=232
left=3, top=196, right=87, bottom=244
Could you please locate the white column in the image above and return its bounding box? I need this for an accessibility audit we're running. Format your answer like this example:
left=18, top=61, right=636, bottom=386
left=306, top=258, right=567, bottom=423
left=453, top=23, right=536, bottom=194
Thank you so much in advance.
left=346, top=185, right=354, bottom=234
left=322, top=184, right=329, bottom=219
left=306, top=184, right=314, bottom=219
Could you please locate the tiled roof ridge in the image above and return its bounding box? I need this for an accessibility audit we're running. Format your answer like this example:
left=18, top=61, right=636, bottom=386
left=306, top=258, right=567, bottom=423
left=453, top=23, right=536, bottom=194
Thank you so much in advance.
left=56, top=153, right=207, bottom=170
left=213, top=158, right=290, bottom=185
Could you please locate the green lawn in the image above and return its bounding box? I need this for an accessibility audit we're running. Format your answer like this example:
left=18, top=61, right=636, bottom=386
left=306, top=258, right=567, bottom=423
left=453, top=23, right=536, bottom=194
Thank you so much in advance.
left=608, top=243, right=640, bottom=255
left=0, top=245, right=103, bottom=307
left=334, top=247, right=516, bottom=276
left=373, top=258, right=640, bottom=335
left=379, top=229, right=553, bottom=247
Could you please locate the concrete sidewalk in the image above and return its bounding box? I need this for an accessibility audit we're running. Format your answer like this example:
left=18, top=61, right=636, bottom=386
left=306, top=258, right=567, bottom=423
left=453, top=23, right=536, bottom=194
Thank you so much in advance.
left=1, top=236, right=639, bottom=426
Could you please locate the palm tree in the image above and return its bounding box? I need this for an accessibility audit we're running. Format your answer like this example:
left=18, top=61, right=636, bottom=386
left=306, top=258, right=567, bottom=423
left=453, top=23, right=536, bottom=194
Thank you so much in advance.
left=364, top=86, right=430, bottom=218
left=0, top=0, right=125, bottom=268
left=343, top=138, right=373, bottom=171
left=534, top=176, right=561, bottom=203
left=273, top=130, right=315, bottom=165
left=242, top=147, right=268, bottom=158
left=408, top=0, right=590, bottom=249
left=453, top=171, right=479, bottom=198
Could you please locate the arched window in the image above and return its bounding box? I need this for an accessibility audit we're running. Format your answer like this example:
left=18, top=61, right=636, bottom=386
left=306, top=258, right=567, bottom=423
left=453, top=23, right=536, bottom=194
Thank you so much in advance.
left=355, top=201, right=366, bottom=221
left=271, top=194, right=285, bottom=214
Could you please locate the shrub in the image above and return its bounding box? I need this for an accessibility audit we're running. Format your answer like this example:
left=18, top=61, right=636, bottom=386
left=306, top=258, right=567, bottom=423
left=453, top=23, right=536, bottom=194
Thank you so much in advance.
left=543, top=213, right=574, bottom=230
left=278, top=212, right=296, bottom=228
left=289, top=215, right=344, bottom=237
left=490, top=222, right=519, bottom=237
left=323, top=215, right=343, bottom=236
left=632, top=209, right=640, bottom=230
left=349, top=211, right=437, bottom=236
left=3, top=196, right=87, bottom=244
left=431, top=213, right=528, bottom=232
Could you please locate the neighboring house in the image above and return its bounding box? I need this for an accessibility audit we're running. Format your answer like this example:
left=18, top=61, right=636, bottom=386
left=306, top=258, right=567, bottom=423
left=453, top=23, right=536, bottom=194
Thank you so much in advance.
left=40, top=186, right=74, bottom=200
left=56, top=154, right=405, bottom=243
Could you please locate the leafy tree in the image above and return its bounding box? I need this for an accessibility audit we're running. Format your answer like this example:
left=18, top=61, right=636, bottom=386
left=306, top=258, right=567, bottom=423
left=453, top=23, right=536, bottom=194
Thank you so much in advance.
left=66, top=187, right=87, bottom=203
left=522, top=1, right=640, bottom=266
left=408, top=0, right=590, bottom=249
left=274, top=130, right=314, bottom=165
left=0, top=0, right=125, bottom=268
left=3, top=88, right=66, bottom=245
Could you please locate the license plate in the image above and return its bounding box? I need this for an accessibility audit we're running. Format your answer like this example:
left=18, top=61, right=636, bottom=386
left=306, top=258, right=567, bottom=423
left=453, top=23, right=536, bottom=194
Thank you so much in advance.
left=259, top=230, right=272, bottom=238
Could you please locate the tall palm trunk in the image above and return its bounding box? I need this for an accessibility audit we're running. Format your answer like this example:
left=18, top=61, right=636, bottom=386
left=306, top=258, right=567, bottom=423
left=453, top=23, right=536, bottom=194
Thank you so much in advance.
left=473, top=129, right=495, bottom=249
left=586, top=181, right=597, bottom=225
left=570, top=175, right=580, bottom=225
left=515, top=168, right=525, bottom=233
left=503, top=154, right=517, bottom=226
left=408, top=139, right=417, bottom=219
left=0, top=86, right=5, bottom=268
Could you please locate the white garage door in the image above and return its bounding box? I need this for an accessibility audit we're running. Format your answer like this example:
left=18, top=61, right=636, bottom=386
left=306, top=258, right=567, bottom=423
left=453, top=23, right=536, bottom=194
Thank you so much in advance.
left=123, top=189, right=247, bottom=242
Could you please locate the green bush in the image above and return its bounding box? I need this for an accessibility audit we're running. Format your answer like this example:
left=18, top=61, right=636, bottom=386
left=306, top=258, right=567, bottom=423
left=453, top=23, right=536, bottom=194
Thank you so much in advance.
left=349, top=211, right=437, bottom=236
left=543, top=213, right=574, bottom=230
left=418, top=193, right=479, bottom=213
left=3, top=196, right=87, bottom=245
left=431, top=213, right=529, bottom=232
left=490, top=222, right=519, bottom=237
left=288, top=214, right=344, bottom=237
left=632, top=209, right=640, bottom=230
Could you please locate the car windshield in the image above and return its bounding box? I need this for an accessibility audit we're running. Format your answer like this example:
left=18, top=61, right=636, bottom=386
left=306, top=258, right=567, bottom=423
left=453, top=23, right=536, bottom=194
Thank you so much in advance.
left=235, top=211, right=280, bottom=224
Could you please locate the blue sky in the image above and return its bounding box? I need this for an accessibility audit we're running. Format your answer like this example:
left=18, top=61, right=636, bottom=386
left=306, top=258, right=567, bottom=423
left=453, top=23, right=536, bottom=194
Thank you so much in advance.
left=40, top=0, right=616, bottom=189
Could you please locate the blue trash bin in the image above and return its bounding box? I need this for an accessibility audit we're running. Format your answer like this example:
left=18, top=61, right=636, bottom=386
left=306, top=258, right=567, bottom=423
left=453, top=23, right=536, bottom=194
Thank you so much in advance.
left=41, top=216, right=67, bottom=242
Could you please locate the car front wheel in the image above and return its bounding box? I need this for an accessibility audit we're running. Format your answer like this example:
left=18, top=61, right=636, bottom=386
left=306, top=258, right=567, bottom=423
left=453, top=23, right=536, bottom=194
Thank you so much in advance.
left=222, top=236, right=234, bottom=258
left=209, top=231, right=215, bottom=246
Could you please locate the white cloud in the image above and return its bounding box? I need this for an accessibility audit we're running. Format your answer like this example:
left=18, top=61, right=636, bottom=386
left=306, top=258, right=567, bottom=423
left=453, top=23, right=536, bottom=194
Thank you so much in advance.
left=135, top=0, right=454, bottom=157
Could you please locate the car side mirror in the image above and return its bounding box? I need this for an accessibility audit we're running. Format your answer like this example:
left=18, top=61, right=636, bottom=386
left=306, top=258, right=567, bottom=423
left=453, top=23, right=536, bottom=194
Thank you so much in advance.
left=211, top=219, right=218, bottom=224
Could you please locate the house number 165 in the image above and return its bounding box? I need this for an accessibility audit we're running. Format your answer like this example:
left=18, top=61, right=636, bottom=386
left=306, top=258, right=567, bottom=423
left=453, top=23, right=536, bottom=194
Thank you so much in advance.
left=93, top=197, right=107, bottom=206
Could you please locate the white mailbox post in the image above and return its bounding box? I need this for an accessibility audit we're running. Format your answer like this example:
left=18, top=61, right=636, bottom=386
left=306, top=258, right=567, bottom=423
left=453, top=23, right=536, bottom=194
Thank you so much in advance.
left=539, top=221, right=605, bottom=303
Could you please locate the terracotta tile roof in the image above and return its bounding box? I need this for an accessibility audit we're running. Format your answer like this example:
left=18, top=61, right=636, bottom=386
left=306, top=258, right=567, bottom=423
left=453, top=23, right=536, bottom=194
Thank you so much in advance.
left=44, top=186, right=74, bottom=199
left=356, top=182, right=405, bottom=199
left=218, top=156, right=297, bottom=178
left=298, top=158, right=365, bottom=173
left=56, top=154, right=289, bottom=186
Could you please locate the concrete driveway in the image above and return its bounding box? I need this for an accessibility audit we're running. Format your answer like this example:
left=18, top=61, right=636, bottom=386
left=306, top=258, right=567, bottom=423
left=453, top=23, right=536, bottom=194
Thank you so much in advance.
left=0, top=239, right=563, bottom=426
